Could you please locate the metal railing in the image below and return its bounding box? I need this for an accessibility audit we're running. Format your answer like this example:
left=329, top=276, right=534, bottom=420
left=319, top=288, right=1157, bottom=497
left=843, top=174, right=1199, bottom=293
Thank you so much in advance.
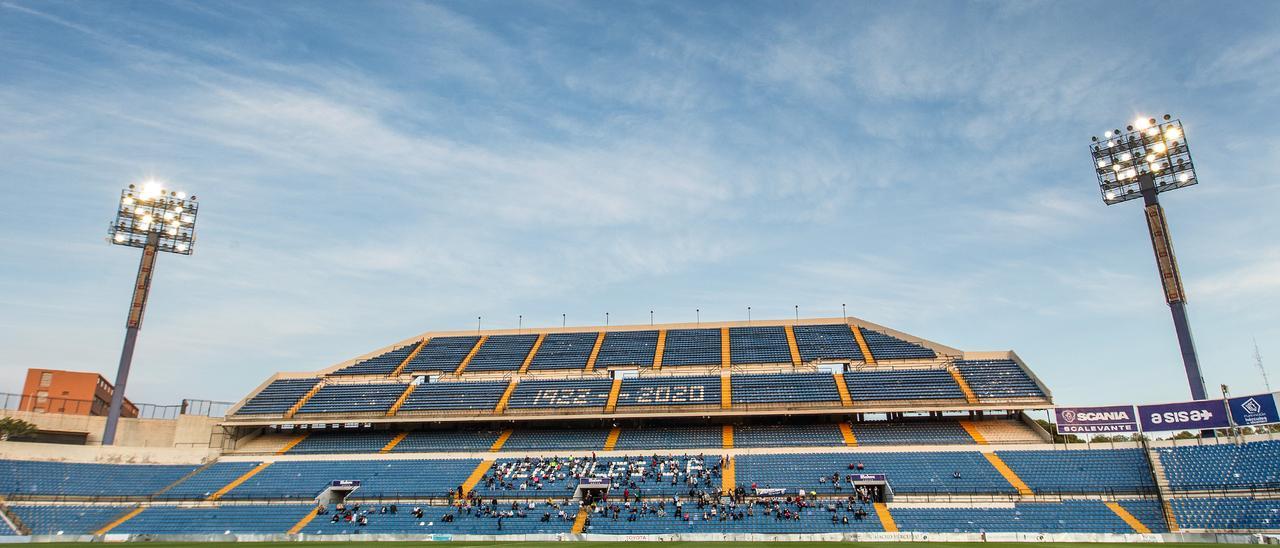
left=0, top=392, right=233, bottom=420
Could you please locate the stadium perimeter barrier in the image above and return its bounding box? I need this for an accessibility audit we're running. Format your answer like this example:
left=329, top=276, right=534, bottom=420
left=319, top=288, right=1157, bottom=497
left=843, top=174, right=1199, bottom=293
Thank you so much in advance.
left=8, top=531, right=1270, bottom=544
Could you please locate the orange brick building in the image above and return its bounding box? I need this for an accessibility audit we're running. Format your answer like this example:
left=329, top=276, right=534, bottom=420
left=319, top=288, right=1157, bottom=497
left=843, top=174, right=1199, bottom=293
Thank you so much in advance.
left=20, top=368, right=138, bottom=418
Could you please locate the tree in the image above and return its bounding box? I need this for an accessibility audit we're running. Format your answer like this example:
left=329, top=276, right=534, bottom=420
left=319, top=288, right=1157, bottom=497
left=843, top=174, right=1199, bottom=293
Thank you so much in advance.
left=0, top=417, right=37, bottom=441
left=1034, top=419, right=1083, bottom=443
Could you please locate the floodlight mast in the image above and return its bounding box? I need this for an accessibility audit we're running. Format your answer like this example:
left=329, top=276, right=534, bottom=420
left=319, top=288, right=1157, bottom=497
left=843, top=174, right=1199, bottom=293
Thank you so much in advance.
left=103, top=182, right=199, bottom=445
left=1090, top=115, right=1207, bottom=402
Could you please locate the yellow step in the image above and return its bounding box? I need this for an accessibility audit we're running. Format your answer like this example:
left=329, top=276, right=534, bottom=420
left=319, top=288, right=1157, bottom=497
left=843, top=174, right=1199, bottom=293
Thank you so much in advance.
left=380, top=431, right=409, bottom=453
left=720, top=327, right=731, bottom=369
left=838, top=422, right=858, bottom=447
left=284, top=381, right=324, bottom=419
left=571, top=506, right=590, bottom=534
left=287, top=505, right=322, bottom=534
left=277, top=433, right=308, bottom=455
left=833, top=373, right=853, bottom=406
left=784, top=325, right=802, bottom=366
left=722, top=424, right=734, bottom=449
left=721, top=374, right=732, bottom=409
left=518, top=334, right=546, bottom=374
left=603, top=427, right=622, bottom=451
left=1105, top=501, right=1152, bottom=534
left=850, top=325, right=876, bottom=364
left=494, top=378, right=519, bottom=414
left=873, top=502, right=897, bottom=532
left=389, top=338, right=427, bottom=377
left=94, top=506, right=144, bottom=535
left=603, top=378, right=623, bottom=412
left=460, top=460, right=495, bottom=495
left=209, top=462, right=272, bottom=501
left=1162, top=499, right=1180, bottom=532
left=584, top=332, right=606, bottom=373
left=386, top=384, right=416, bottom=416
left=490, top=429, right=513, bottom=452
left=653, top=330, right=666, bottom=370
left=982, top=452, right=1033, bottom=496
left=721, top=456, right=735, bottom=495
left=455, top=335, right=488, bottom=375
left=949, top=367, right=979, bottom=404
left=960, top=420, right=988, bottom=444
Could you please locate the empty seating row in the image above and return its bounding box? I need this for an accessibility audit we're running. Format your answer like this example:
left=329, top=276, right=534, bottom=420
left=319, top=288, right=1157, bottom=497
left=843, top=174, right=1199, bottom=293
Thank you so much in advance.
left=501, top=429, right=611, bottom=451
left=613, top=426, right=722, bottom=450
left=1171, top=497, right=1280, bottom=530
left=892, top=500, right=1137, bottom=533
left=157, top=461, right=263, bottom=499
left=114, top=504, right=315, bottom=534
left=734, top=424, right=844, bottom=448
left=1158, top=440, right=1280, bottom=491
left=211, top=459, right=480, bottom=500
left=403, top=336, right=480, bottom=374
left=234, top=378, right=320, bottom=415
left=289, top=431, right=397, bottom=454
left=955, top=360, right=1045, bottom=399
left=995, top=449, right=1155, bottom=493
left=530, top=332, right=598, bottom=371
left=330, top=342, right=421, bottom=376
left=400, top=380, right=509, bottom=411
left=506, top=378, right=613, bottom=410
left=793, top=324, right=865, bottom=362
left=595, top=330, right=658, bottom=367
left=859, top=328, right=936, bottom=360
left=661, top=328, right=721, bottom=366
left=729, top=326, right=793, bottom=364
left=736, top=452, right=1016, bottom=495
left=850, top=421, right=973, bottom=445
left=297, top=382, right=406, bottom=414
left=845, top=368, right=963, bottom=400
left=0, top=460, right=196, bottom=498
left=731, top=372, right=839, bottom=405
left=616, top=375, right=720, bottom=408
left=467, top=334, right=539, bottom=372
left=8, top=505, right=129, bottom=534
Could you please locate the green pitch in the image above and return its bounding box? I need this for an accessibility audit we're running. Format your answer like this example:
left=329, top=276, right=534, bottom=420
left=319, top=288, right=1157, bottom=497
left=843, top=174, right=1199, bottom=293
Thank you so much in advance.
left=41, top=543, right=1225, bottom=548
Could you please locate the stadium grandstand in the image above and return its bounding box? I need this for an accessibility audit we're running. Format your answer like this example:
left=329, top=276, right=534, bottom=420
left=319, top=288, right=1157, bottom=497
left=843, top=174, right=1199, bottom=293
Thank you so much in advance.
left=1, top=315, right=1277, bottom=541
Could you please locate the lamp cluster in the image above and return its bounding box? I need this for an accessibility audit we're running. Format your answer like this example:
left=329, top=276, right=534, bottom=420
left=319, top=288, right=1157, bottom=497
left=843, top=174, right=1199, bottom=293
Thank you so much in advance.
left=108, top=181, right=199, bottom=255
left=1090, top=114, right=1196, bottom=205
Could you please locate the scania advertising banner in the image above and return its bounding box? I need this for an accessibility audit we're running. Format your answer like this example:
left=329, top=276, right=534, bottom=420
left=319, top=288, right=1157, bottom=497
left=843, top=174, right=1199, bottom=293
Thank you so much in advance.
left=1227, top=393, right=1280, bottom=426
left=1138, top=399, right=1230, bottom=431
left=1053, top=405, right=1138, bottom=434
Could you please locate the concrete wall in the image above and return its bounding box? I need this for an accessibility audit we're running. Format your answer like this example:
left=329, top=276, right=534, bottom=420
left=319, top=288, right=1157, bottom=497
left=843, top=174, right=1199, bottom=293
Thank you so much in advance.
left=0, top=441, right=216, bottom=464
left=0, top=409, right=220, bottom=449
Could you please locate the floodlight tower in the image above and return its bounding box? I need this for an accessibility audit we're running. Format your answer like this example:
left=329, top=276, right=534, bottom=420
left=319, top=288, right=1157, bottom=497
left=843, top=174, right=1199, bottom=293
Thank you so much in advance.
left=103, top=181, right=199, bottom=445
left=1089, top=114, right=1206, bottom=400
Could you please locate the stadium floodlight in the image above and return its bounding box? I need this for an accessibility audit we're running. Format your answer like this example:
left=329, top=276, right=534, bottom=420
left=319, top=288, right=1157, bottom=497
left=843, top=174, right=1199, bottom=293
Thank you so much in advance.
left=1089, top=114, right=1207, bottom=402
left=102, top=180, right=199, bottom=445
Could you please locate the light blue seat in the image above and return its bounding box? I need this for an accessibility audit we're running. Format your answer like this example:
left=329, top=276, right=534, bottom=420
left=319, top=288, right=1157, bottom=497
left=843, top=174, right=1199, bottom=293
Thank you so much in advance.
left=330, top=342, right=422, bottom=376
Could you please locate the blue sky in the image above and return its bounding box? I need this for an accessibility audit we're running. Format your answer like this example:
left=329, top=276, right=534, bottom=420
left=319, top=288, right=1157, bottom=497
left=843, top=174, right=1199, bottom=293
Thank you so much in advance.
left=1, top=1, right=1278, bottom=408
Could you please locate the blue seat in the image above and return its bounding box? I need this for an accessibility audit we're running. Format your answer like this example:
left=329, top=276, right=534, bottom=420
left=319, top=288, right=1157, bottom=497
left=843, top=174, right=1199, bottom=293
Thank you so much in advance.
left=995, top=449, right=1155, bottom=494
left=529, top=332, right=598, bottom=371
left=466, top=334, right=539, bottom=372
left=845, top=368, right=963, bottom=401
left=330, top=342, right=422, bottom=376
left=728, top=326, right=792, bottom=364
left=595, top=330, right=658, bottom=367
left=616, top=375, right=721, bottom=408
left=297, top=383, right=406, bottom=414
left=731, top=373, right=839, bottom=405
left=402, top=336, right=481, bottom=374
left=858, top=328, right=935, bottom=360
left=955, top=360, right=1044, bottom=398
left=662, top=329, right=722, bottom=366
left=793, top=324, right=865, bottom=362
left=505, top=378, right=613, bottom=410
left=233, top=378, right=320, bottom=416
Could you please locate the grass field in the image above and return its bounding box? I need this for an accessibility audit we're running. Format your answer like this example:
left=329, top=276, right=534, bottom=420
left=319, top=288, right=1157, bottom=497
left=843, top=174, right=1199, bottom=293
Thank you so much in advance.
left=40, top=543, right=1230, bottom=548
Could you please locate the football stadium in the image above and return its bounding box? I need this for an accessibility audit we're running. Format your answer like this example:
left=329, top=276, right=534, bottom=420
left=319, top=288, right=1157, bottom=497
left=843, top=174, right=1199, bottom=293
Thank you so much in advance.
left=3, top=1, right=1279, bottom=546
